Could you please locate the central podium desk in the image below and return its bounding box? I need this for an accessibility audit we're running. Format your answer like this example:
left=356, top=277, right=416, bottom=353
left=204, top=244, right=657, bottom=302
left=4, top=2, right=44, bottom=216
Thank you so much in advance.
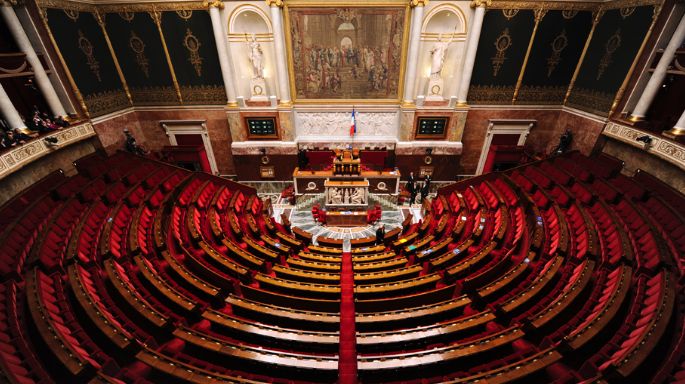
left=325, top=211, right=368, bottom=227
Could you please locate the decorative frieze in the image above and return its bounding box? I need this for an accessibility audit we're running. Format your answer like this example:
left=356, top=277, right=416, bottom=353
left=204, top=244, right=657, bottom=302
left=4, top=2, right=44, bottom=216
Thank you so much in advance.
left=295, top=111, right=399, bottom=141
left=603, top=122, right=685, bottom=171
left=0, top=122, right=96, bottom=180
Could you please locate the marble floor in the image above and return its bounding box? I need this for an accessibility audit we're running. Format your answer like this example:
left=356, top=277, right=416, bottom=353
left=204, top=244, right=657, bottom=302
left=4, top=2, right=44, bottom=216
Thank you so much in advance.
left=260, top=191, right=432, bottom=243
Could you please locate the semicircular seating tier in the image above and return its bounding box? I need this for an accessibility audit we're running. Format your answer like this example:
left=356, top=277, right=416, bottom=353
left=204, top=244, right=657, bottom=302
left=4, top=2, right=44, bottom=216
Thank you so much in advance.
left=0, top=150, right=683, bottom=384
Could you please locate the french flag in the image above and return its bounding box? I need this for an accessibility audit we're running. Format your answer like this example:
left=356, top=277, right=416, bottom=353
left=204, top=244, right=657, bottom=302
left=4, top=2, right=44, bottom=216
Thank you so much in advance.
left=350, top=108, right=356, bottom=137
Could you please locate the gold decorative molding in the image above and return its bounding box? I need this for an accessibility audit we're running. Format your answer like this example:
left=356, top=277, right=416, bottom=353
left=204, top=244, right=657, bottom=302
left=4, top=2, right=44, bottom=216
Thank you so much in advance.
left=468, top=85, right=515, bottom=104
left=202, top=0, right=223, bottom=9
left=149, top=8, right=183, bottom=104
left=265, top=0, right=284, bottom=7
left=77, top=30, right=101, bottom=81
left=96, top=2, right=208, bottom=13
left=0, top=122, right=97, bottom=180
left=470, top=0, right=492, bottom=8
left=564, top=8, right=603, bottom=104
left=95, top=10, right=133, bottom=105
left=603, top=122, right=685, bottom=171
left=84, top=89, right=129, bottom=116
left=567, top=87, right=612, bottom=116
left=409, top=0, right=427, bottom=7
left=512, top=8, right=547, bottom=103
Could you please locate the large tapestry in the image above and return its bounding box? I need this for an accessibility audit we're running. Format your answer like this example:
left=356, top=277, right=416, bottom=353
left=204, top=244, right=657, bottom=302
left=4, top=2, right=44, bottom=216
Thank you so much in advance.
left=286, top=6, right=407, bottom=101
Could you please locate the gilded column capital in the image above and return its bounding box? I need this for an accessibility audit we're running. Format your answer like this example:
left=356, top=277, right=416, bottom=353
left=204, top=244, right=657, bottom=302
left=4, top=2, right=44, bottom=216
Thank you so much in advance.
left=266, top=0, right=284, bottom=7
left=470, top=0, right=491, bottom=8
left=203, top=0, right=224, bottom=10
left=409, top=0, right=428, bottom=8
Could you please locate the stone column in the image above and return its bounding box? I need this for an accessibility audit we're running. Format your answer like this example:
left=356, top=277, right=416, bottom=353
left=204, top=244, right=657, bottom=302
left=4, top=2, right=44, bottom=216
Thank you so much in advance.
left=207, top=1, right=238, bottom=107
left=630, top=13, right=685, bottom=121
left=456, top=0, right=488, bottom=105
left=0, top=82, right=27, bottom=130
left=1, top=1, right=67, bottom=117
left=267, top=0, right=291, bottom=105
left=402, top=0, right=427, bottom=105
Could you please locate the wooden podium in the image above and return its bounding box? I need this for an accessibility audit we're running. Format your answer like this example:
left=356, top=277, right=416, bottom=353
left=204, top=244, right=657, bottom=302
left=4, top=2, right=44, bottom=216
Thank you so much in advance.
left=333, top=149, right=361, bottom=175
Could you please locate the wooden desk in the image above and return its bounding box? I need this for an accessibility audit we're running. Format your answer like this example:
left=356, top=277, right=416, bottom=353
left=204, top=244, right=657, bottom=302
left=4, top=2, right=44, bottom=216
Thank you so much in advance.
left=326, top=211, right=368, bottom=227
left=293, top=167, right=400, bottom=195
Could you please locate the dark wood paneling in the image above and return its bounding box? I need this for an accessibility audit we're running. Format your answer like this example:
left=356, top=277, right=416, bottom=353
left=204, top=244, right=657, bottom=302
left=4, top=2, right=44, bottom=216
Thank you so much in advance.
left=395, top=155, right=460, bottom=181
left=234, top=154, right=297, bottom=181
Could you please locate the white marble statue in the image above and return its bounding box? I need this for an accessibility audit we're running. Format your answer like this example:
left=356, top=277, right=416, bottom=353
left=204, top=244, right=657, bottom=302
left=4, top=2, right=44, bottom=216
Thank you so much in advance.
left=247, top=33, right=264, bottom=79
left=351, top=188, right=364, bottom=205
left=430, top=33, right=454, bottom=78
left=329, top=188, right=343, bottom=204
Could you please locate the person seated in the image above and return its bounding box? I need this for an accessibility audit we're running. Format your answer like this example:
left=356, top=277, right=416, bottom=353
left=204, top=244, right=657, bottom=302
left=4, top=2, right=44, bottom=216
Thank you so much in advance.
left=54, top=115, right=69, bottom=127
left=124, top=129, right=149, bottom=156
left=1, top=130, right=25, bottom=148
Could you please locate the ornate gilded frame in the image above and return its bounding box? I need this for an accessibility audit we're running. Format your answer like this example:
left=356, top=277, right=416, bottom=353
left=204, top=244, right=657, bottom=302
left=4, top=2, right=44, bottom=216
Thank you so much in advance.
left=283, top=0, right=411, bottom=104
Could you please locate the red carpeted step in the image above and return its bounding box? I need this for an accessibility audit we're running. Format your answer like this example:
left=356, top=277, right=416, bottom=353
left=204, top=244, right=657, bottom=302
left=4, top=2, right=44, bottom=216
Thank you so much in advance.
left=338, top=252, right=358, bottom=384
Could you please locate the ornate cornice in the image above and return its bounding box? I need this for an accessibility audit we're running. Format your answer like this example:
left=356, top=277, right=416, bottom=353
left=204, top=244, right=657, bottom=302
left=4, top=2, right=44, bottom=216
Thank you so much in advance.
left=603, top=122, right=685, bottom=171
left=202, top=0, right=222, bottom=9
left=470, top=0, right=491, bottom=8
left=409, top=0, right=427, bottom=8
left=0, top=122, right=96, bottom=180
left=265, top=0, right=283, bottom=7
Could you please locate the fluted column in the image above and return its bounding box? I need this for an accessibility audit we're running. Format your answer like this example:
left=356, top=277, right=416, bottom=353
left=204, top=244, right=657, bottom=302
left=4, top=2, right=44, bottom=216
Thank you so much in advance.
left=205, top=1, right=237, bottom=106
left=267, top=0, right=291, bottom=105
left=456, top=0, right=488, bottom=106
left=630, top=13, right=685, bottom=121
left=1, top=1, right=67, bottom=117
left=0, top=82, right=27, bottom=130
left=402, top=0, right=426, bottom=105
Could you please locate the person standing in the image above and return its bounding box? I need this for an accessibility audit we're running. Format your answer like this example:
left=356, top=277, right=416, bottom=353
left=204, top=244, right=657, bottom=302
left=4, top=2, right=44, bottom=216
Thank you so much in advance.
left=411, top=181, right=421, bottom=205
left=420, top=179, right=429, bottom=203
left=376, top=224, right=385, bottom=245
left=406, top=171, right=415, bottom=205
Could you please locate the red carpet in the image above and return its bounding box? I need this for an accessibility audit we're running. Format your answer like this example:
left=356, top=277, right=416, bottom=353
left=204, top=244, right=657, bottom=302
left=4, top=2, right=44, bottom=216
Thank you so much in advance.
left=338, top=252, right=358, bottom=383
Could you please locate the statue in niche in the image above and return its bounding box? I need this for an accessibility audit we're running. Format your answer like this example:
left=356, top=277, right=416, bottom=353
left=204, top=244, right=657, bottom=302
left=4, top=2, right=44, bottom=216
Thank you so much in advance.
left=430, top=33, right=454, bottom=78
left=246, top=33, right=264, bottom=79
left=343, top=189, right=350, bottom=204
left=351, top=188, right=364, bottom=205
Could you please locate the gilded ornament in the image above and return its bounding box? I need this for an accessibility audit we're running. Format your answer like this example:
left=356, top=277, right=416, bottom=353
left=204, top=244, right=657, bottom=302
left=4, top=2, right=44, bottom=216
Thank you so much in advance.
left=118, top=11, right=134, bottom=22
left=77, top=30, right=101, bottom=82
left=409, top=0, right=428, bottom=7
left=176, top=10, right=193, bottom=20
left=502, top=9, right=518, bottom=19
left=202, top=0, right=223, bottom=9
left=265, top=0, right=284, bottom=7
left=491, top=28, right=512, bottom=77
left=183, top=28, right=203, bottom=77
left=619, top=7, right=635, bottom=19
left=561, top=10, right=578, bottom=19
left=597, top=29, right=621, bottom=80
left=129, top=31, right=150, bottom=78
left=470, top=0, right=491, bottom=8
left=84, top=90, right=129, bottom=117
left=63, top=8, right=78, bottom=21
left=546, top=29, right=568, bottom=77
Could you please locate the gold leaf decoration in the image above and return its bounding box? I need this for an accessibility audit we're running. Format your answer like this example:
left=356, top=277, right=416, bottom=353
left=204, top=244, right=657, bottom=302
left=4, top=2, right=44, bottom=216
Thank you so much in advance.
left=77, top=30, right=101, bottom=82
left=183, top=28, right=203, bottom=77
left=176, top=10, right=193, bottom=20
left=546, top=29, right=568, bottom=77
left=129, top=31, right=150, bottom=78
left=597, top=29, right=621, bottom=80
left=492, top=28, right=512, bottom=77
left=561, top=10, right=578, bottom=19
left=619, top=7, right=635, bottom=19
left=118, top=11, right=134, bottom=22
left=502, top=9, right=519, bottom=20
left=63, top=9, right=79, bottom=21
